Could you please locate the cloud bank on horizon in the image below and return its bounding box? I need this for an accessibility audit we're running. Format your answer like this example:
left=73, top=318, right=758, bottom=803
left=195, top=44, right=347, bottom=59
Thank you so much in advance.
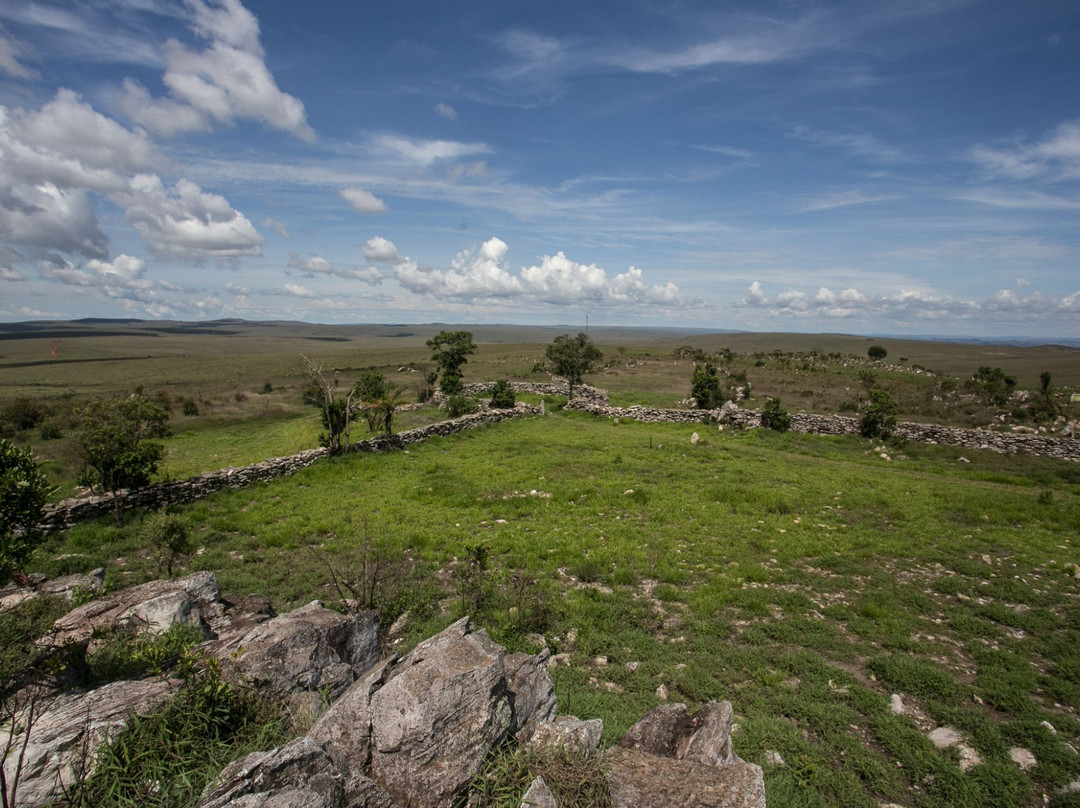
left=0, top=0, right=1077, bottom=337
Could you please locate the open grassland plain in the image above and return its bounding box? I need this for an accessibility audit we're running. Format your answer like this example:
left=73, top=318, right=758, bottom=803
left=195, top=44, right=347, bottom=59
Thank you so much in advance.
left=28, top=411, right=1080, bottom=808
left=3, top=320, right=1079, bottom=498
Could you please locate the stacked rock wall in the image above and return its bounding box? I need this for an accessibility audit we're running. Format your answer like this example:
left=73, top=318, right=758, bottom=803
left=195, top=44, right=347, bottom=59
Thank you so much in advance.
left=40, top=381, right=1079, bottom=532
left=40, top=406, right=540, bottom=531
left=565, top=399, right=1080, bottom=462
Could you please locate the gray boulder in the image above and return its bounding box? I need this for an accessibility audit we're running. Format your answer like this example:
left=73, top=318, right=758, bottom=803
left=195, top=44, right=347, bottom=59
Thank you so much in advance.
left=1, top=679, right=174, bottom=806
left=606, top=747, right=766, bottom=808
left=618, top=701, right=738, bottom=766
left=310, top=616, right=524, bottom=808
left=505, top=648, right=557, bottom=743
left=218, top=602, right=379, bottom=699
left=196, top=736, right=397, bottom=808
left=51, top=571, right=223, bottom=646
left=367, top=616, right=513, bottom=807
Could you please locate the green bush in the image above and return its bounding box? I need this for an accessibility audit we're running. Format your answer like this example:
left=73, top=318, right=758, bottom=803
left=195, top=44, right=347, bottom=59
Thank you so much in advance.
left=181, top=399, right=200, bottom=416
left=691, top=362, right=722, bottom=409
left=140, top=511, right=195, bottom=577
left=760, top=397, right=791, bottom=432
left=489, top=380, right=516, bottom=409
left=1, top=398, right=49, bottom=431
left=1, top=439, right=52, bottom=584
left=446, top=394, right=477, bottom=417
left=860, top=389, right=898, bottom=439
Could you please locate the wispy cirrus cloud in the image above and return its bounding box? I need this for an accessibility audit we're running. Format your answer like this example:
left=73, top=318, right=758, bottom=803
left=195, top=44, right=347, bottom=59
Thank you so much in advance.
left=971, top=120, right=1080, bottom=182
left=797, top=191, right=901, bottom=212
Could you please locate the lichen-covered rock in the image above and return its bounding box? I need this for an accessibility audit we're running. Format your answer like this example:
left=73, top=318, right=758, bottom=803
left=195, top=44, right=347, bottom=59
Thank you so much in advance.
left=618, top=701, right=737, bottom=766
left=195, top=736, right=398, bottom=808
left=605, top=747, right=765, bottom=808
left=1, top=679, right=175, bottom=807
left=218, top=602, right=379, bottom=698
left=529, top=716, right=604, bottom=753
left=51, top=571, right=222, bottom=646
left=505, top=648, right=557, bottom=744
left=367, top=617, right=513, bottom=807
left=520, top=775, right=559, bottom=808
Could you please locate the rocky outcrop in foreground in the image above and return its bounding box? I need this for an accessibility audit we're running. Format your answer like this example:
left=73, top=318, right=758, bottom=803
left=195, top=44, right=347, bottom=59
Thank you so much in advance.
left=2, top=573, right=764, bottom=807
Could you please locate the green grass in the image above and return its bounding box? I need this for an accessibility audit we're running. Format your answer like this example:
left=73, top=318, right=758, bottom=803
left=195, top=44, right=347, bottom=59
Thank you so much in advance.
left=26, top=410, right=1080, bottom=807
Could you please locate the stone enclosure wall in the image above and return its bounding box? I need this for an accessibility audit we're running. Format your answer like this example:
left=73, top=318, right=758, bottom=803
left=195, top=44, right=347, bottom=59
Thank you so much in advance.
left=565, top=398, right=1080, bottom=462
left=39, top=405, right=540, bottom=530
left=40, top=380, right=1078, bottom=530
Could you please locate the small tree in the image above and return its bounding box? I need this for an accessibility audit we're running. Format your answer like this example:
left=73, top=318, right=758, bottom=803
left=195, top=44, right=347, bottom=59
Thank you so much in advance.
left=545, top=333, right=603, bottom=401
left=427, top=331, right=476, bottom=396
left=72, top=395, right=170, bottom=521
left=867, top=345, right=888, bottom=361
left=354, top=371, right=390, bottom=432
left=967, top=366, right=1016, bottom=407
left=691, top=362, right=722, bottom=409
left=301, top=355, right=361, bottom=453
left=489, top=380, right=516, bottom=409
left=860, top=388, right=899, bottom=439
left=141, top=511, right=194, bottom=578
left=0, top=440, right=51, bottom=585
left=760, top=397, right=791, bottom=432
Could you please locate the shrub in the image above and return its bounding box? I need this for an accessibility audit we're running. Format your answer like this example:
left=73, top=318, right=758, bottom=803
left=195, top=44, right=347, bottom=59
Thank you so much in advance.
left=140, top=511, right=195, bottom=577
left=181, top=399, right=200, bottom=416
left=446, top=394, right=477, bottom=418
left=760, top=397, right=791, bottom=432
left=1, top=398, right=49, bottom=431
left=868, top=345, right=887, bottom=361
left=1, top=439, right=52, bottom=584
left=489, top=380, right=516, bottom=409
left=691, top=362, right=722, bottom=409
left=967, top=366, right=1016, bottom=407
left=38, top=418, right=64, bottom=440
left=860, top=389, right=899, bottom=439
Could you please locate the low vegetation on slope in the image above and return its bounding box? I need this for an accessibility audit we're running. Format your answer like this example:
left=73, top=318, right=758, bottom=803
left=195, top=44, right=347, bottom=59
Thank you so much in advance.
left=21, top=411, right=1080, bottom=808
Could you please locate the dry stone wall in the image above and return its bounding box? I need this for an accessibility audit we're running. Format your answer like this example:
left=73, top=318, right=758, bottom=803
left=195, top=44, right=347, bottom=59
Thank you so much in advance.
left=39, top=406, right=540, bottom=531
left=565, top=399, right=1080, bottom=462
left=39, top=380, right=1079, bottom=532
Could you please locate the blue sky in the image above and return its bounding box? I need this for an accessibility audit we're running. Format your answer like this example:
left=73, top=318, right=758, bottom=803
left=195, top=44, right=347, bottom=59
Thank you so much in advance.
left=0, top=0, right=1078, bottom=337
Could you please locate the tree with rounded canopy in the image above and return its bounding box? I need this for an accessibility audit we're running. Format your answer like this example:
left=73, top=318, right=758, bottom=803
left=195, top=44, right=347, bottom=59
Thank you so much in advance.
left=867, top=345, right=887, bottom=361
left=545, top=333, right=603, bottom=401
left=426, top=331, right=476, bottom=396
left=72, top=394, right=170, bottom=521
left=1, top=439, right=52, bottom=584
left=691, top=362, right=722, bottom=409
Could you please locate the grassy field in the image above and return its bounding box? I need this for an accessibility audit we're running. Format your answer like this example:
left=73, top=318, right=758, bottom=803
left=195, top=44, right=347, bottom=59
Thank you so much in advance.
left=27, top=409, right=1080, bottom=808
left=3, top=320, right=1078, bottom=498
left=5, top=320, right=1080, bottom=806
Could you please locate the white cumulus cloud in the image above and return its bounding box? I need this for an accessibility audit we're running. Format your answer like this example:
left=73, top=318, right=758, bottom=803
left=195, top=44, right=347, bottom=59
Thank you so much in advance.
left=117, top=0, right=314, bottom=140
left=117, top=174, right=263, bottom=258
left=340, top=188, right=387, bottom=214
left=385, top=236, right=686, bottom=309
left=738, top=280, right=1080, bottom=323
